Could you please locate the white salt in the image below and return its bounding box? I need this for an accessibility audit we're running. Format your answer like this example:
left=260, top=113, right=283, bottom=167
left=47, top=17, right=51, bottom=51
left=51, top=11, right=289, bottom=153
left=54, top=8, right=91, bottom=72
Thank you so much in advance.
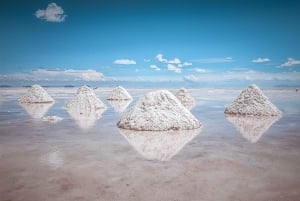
left=175, top=88, right=196, bottom=110
left=66, top=85, right=106, bottom=130
left=226, top=114, right=281, bottom=143
left=107, top=86, right=132, bottom=100
left=42, top=116, right=63, bottom=123
left=19, top=85, right=54, bottom=103
left=224, top=84, right=281, bottom=116
left=20, top=102, right=54, bottom=119
left=108, top=99, right=132, bottom=112
left=119, top=128, right=200, bottom=161
left=117, top=90, right=201, bottom=131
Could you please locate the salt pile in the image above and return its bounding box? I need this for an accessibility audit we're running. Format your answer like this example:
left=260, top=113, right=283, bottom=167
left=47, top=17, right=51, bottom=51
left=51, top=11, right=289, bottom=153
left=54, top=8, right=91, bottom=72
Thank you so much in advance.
left=175, top=88, right=196, bottom=110
left=19, top=85, right=54, bottom=103
left=117, top=90, right=201, bottom=131
left=42, top=116, right=63, bottom=123
left=119, top=128, right=200, bottom=161
left=20, top=103, right=53, bottom=119
left=108, top=99, right=132, bottom=112
left=224, top=84, right=281, bottom=116
left=66, top=85, right=106, bottom=130
left=226, top=114, right=281, bottom=143
left=107, top=86, right=132, bottom=100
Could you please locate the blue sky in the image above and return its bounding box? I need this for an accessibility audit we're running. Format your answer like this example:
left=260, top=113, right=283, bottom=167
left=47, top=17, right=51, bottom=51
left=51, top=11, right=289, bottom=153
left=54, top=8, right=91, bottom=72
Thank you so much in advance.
left=1, top=0, right=300, bottom=87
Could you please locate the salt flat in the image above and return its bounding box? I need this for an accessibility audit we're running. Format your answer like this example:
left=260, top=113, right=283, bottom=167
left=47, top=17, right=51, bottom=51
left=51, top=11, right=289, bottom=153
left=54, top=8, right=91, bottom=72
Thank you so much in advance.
left=0, top=87, right=300, bottom=201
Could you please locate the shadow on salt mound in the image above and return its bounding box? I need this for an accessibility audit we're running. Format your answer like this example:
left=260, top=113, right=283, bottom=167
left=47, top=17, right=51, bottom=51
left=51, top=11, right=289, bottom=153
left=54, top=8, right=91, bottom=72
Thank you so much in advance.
left=175, top=88, right=196, bottom=110
left=108, top=99, right=132, bottom=112
left=20, top=102, right=54, bottom=119
left=118, top=128, right=201, bottom=161
left=67, top=107, right=106, bottom=131
left=226, top=114, right=281, bottom=143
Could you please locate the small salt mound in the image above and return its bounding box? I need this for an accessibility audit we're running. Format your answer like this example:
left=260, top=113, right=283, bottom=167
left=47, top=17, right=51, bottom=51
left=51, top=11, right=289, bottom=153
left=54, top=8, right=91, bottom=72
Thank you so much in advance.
left=107, top=86, right=132, bottom=100
left=42, top=116, right=63, bottom=123
left=224, top=84, right=281, bottom=116
left=20, top=103, right=54, bottom=119
left=19, top=85, right=54, bottom=103
left=66, top=85, right=106, bottom=130
left=226, top=114, right=281, bottom=143
left=108, top=99, right=132, bottom=112
left=175, top=88, right=196, bottom=110
left=119, top=128, right=200, bottom=161
left=117, top=90, right=201, bottom=131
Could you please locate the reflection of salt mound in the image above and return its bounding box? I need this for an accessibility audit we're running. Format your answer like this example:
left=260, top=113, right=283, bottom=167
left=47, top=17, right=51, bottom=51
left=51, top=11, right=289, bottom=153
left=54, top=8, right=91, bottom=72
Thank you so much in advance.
left=225, top=84, right=281, bottom=116
left=40, top=150, right=64, bottom=169
left=226, top=115, right=281, bottom=143
left=19, top=85, right=54, bottom=103
left=66, top=85, right=106, bottom=130
left=117, top=90, right=201, bottom=131
left=119, top=128, right=200, bottom=161
left=108, top=99, right=132, bottom=112
left=20, top=102, right=54, bottom=119
left=175, top=88, right=196, bottom=110
left=42, top=116, right=63, bottom=123
left=107, top=86, right=132, bottom=100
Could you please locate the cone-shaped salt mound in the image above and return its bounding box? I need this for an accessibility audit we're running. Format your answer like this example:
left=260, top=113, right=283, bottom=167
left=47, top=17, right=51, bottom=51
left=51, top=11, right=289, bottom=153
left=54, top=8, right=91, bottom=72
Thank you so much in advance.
left=224, top=84, right=281, bottom=116
left=226, top=114, right=281, bottom=143
left=119, top=128, right=201, bottom=161
left=117, top=90, right=201, bottom=131
left=107, top=86, right=132, bottom=100
left=19, top=85, right=54, bottom=103
left=175, top=88, right=196, bottom=110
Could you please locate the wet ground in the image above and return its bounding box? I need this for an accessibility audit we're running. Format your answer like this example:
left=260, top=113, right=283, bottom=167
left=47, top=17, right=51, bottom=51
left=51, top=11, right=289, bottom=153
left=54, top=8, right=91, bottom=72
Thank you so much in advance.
left=0, top=87, right=300, bottom=201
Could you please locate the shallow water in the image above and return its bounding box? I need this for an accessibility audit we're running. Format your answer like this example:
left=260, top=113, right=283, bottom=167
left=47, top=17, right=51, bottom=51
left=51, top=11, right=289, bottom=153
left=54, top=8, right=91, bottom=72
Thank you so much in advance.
left=0, top=87, right=300, bottom=201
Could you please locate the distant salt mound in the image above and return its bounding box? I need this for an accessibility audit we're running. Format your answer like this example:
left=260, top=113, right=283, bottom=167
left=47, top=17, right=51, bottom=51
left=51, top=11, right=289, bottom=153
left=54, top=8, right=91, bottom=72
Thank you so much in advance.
left=119, top=128, right=201, bottom=161
left=224, top=84, right=281, bottom=116
left=42, top=116, right=63, bottom=123
left=66, top=85, right=106, bottom=130
left=108, top=99, right=132, bottom=112
left=20, top=102, right=53, bottom=119
left=117, top=90, right=201, bottom=131
left=19, top=85, right=54, bottom=103
left=226, top=114, right=281, bottom=143
left=175, top=88, right=196, bottom=110
left=107, top=86, right=132, bottom=100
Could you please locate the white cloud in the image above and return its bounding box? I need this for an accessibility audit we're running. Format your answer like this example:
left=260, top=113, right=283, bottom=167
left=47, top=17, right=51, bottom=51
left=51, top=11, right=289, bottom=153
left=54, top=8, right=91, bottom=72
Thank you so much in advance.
left=150, top=65, right=161, bottom=71
left=192, top=57, right=234, bottom=63
left=252, top=57, right=270, bottom=63
left=168, top=58, right=181, bottom=64
left=144, top=59, right=151, bottom=62
left=194, top=68, right=206, bottom=73
left=156, top=54, right=167, bottom=63
left=35, top=3, right=66, bottom=22
left=167, top=64, right=181, bottom=73
left=114, top=59, right=136, bottom=65
left=280, top=58, right=300, bottom=67
left=0, top=69, right=103, bottom=82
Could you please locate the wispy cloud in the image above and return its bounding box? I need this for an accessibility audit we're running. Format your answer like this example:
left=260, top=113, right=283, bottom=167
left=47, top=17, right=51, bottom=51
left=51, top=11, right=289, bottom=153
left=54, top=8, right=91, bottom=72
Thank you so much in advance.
left=280, top=58, right=300, bottom=67
left=168, top=58, right=181, bottom=64
left=144, top=59, right=151, bottom=62
left=156, top=54, right=168, bottom=63
left=167, top=64, right=181, bottom=73
left=0, top=69, right=103, bottom=81
left=192, top=57, right=233, bottom=63
left=252, top=57, right=270, bottom=63
left=35, top=3, right=66, bottom=22
left=150, top=65, right=160, bottom=71
left=194, top=68, right=207, bottom=73
left=114, top=59, right=136, bottom=65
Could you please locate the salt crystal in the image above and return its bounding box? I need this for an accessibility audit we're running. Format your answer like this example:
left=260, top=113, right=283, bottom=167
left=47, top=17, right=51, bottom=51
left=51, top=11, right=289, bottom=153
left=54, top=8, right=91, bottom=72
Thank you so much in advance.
left=224, top=84, right=281, bottom=116
left=117, top=90, right=201, bottom=131
left=107, top=86, right=132, bottom=100
left=19, top=85, right=54, bottom=103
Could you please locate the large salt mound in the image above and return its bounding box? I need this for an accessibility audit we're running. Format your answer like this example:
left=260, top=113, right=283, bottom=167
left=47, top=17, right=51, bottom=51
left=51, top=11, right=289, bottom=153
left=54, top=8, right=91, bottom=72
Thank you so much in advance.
left=175, top=88, right=195, bottom=110
left=66, top=85, right=106, bottom=130
left=19, top=85, right=54, bottom=103
left=226, top=114, right=281, bottom=143
left=117, top=90, right=201, bottom=131
left=119, top=128, right=200, bottom=161
left=224, top=84, right=281, bottom=116
left=107, top=86, right=132, bottom=100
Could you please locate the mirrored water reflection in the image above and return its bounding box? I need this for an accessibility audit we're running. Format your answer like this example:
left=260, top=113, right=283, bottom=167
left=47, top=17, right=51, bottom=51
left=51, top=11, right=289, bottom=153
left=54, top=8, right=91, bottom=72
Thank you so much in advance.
left=226, top=114, right=281, bottom=143
left=118, top=128, right=201, bottom=161
left=67, top=107, right=106, bottom=131
left=19, top=102, right=54, bottom=119
left=108, top=99, right=132, bottom=112
left=40, top=149, right=64, bottom=169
